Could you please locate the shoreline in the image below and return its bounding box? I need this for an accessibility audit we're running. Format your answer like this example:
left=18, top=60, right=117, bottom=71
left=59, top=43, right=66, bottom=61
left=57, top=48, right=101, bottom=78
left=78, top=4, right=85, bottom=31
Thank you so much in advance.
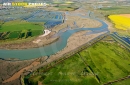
left=0, top=32, right=59, bottom=50
left=1, top=30, right=108, bottom=84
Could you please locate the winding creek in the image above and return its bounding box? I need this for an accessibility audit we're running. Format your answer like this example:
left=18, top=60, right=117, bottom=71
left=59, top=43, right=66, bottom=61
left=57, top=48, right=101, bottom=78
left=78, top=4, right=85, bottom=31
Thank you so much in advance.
left=0, top=19, right=109, bottom=60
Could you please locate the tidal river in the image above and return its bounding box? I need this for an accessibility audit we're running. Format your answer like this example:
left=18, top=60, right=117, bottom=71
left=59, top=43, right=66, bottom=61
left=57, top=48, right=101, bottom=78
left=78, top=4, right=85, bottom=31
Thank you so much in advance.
left=0, top=19, right=109, bottom=60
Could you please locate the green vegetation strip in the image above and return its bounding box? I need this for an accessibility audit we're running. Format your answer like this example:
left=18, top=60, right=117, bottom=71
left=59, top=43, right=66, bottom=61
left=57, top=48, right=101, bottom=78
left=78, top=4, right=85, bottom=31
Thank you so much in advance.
left=99, top=6, right=130, bottom=16
left=111, top=33, right=130, bottom=50
left=55, top=5, right=78, bottom=11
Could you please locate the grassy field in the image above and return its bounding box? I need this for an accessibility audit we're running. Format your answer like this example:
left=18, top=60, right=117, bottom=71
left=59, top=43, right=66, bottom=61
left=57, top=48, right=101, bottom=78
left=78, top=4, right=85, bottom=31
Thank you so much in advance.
left=0, top=36, right=36, bottom=45
left=0, top=20, right=44, bottom=40
left=112, top=78, right=130, bottom=85
left=79, top=41, right=130, bottom=84
left=24, top=37, right=130, bottom=85
left=0, top=20, right=4, bottom=28
left=54, top=4, right=78, bottom=11
left=57, top=6, right=78, bottom=11
left=98, top=6, right=130, bottom=16
left=0, top=20, right=43, bottom=32
left=25, top=54, right=99, bottom=85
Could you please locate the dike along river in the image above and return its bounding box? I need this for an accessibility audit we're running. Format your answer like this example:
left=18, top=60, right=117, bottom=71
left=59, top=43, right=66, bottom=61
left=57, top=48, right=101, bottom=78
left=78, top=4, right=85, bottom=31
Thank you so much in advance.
left=0, top=19, right=109, bottom=60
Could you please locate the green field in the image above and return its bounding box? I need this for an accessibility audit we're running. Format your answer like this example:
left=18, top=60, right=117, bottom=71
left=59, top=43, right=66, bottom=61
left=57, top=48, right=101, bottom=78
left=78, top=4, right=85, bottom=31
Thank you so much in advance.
left=54, top=4, right=78, bottom=11
left=0, top=20, right=44, bottom=40
left=24, top=54, right=99, bottom=85
left=56, top=6, right=78, bottom=11
left=0, top=20, right=43, bottom=32
left=24, top=37, right=130, bottom=85
left=99, top=6, right=130, bottom=16
left=112, top=78, right=130, bottom=85
left=79, top=41, right=130, bottom=84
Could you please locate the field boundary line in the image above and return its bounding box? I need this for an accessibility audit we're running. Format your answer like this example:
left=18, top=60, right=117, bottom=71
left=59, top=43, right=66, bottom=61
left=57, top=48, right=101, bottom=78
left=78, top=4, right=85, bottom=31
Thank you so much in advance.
left=103, top=75, right=130, bottom=85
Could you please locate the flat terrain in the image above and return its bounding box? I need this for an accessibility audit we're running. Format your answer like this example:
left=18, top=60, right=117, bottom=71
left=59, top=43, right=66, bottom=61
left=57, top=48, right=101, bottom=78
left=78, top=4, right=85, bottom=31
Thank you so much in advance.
left=55, top=5, right=78, bottom=11
left=27, top=54, right=99, bottom=85
left=2, top=57, right=47, bottom=83
left=1, top=2, right=130, bottom=85
left=120, top=14, right=130, bottom=18
left=0, top=20, right=44, bottom=40
left=108, top=15, right=130, bottom=30
left=0, top=59, right=34, bottom=83
left=98, top=6, right=130, bottom=15
left=25, top=37, right=130, bottom=85
left=0, top=20, right=43, bottom=32
left=95, top=6, right=130, bottom=36
left=52, top=9, right=102, bottom=32
left=1, top=30, right=107, bottom=84
left=80, top=41, right=130, bottom=84
left=50, top=2, right=78, bottom=11
left=112, top=78, right=130, bottom=85
left=0, top=31, right=58, bottom=49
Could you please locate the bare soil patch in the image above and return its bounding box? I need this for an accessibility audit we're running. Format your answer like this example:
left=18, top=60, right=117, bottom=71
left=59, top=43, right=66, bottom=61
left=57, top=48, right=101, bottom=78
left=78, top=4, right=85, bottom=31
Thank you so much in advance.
left=119, top=14, right=130, bottom=18
left=0, top=59, right=34, bottom=83
left=2, top=57, right=47, bottom=83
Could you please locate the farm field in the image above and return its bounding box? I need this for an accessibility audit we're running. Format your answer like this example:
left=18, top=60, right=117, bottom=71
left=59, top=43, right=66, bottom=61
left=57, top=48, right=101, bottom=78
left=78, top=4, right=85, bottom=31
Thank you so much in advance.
left=79, top=41, right=130, bottom=84
left=24, top=37, right=130, bottom=85
left=98, top=6, right=130, bottom=16
left=54, top=5, right=78, bottom=11
left=24, top=54, right=100, bottom=85
left=108, top=15, right=130, bottom=30
left=0, top=20, right=43, bottom=40
left=112, top=78, right=130, bottom=85
left=0, top=20, right=43, bottom=32
left=1, top=1, right=130, bottom=85
left=95, top=6, right=130, bottom=36
left=53, top=1, right=74, bottom=4
left=51, top=1, right=79, bottom=11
